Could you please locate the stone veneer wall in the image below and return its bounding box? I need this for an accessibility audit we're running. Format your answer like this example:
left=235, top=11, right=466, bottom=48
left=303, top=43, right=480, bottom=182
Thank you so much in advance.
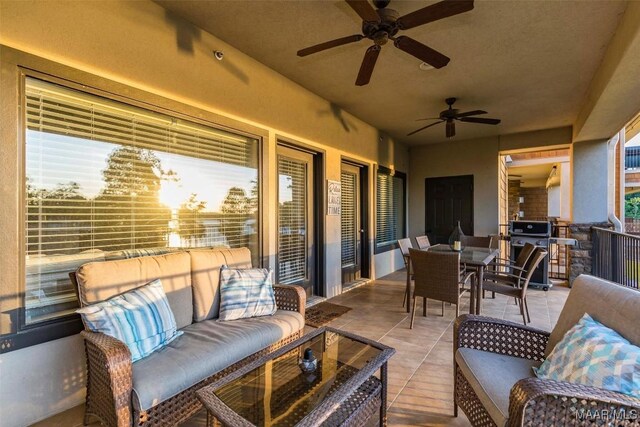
left=568, top=222, right=613, bottom=283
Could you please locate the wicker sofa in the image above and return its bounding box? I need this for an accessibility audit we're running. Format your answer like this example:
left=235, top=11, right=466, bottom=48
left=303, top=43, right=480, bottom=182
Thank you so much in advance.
left=454, top=274, right=640, bottom=427
left=72, top=247, right=306, bottom=427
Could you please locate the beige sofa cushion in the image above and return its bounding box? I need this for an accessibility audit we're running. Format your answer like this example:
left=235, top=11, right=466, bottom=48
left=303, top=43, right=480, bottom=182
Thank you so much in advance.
left=75, top=252, right=193, bottom=329
left=546, top=274, right=640, bottom=356
left=189, top=247, right=252, bottom=322
left=131, top=309, right=304, bottom=411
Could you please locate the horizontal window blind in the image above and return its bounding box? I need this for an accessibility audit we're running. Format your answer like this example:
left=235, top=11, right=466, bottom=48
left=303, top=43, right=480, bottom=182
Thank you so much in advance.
left=341, top=171, right=357, bottom=268
left=25, top=77, right=259, bottom=324
left=277, top=158, right=307, bottom=285
left=376, top=170, right=405, bottom=248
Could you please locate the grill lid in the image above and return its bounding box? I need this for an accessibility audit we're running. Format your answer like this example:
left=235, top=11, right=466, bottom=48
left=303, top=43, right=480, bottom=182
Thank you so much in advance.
left=509, top=220, right=551, bottom=236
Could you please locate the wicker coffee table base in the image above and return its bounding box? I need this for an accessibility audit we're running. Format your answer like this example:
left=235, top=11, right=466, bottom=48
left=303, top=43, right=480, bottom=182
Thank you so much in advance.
left=206, top=376, right=383, bottom=427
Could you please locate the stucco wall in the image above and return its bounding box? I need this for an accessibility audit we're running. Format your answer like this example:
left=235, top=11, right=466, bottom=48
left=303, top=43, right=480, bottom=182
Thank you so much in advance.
left=0, top=1, right=408, bottom=425
left=408, top=136, right=501, bottom=237
left=572, top=139, right=609, bottom=223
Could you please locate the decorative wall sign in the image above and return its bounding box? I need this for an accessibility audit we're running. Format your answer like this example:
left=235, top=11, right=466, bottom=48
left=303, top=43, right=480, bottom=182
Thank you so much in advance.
left=327, top=180, right=341, bottom=216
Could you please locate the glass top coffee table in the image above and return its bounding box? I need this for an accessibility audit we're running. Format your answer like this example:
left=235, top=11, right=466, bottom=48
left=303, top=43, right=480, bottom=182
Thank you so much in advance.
left=196, top=327, right=395, bottom=427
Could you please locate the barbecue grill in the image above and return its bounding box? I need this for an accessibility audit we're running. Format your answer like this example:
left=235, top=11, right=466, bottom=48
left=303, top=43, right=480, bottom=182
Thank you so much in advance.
left=509, top=220, right=551, bottom=290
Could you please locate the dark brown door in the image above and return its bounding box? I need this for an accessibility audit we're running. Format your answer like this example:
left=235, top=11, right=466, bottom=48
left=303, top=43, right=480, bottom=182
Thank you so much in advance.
left=425, top=175, right=474, bottom=244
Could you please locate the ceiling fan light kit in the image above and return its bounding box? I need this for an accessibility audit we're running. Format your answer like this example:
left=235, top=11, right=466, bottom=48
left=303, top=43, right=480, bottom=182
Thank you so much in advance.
left=297, top=0, right=474, bottom=86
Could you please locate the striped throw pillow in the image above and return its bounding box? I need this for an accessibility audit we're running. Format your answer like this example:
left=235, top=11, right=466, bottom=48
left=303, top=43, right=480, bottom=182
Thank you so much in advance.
left=218, top=266, right=276, bottom=321
left=77, top=279, right=183, bottom=362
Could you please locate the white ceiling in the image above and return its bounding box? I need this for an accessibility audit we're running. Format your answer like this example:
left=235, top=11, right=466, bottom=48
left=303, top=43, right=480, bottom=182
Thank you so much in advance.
left=156, top=0, right=627, bottom=145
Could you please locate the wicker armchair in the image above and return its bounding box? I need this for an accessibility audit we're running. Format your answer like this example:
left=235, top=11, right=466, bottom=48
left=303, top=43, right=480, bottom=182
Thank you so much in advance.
left=454, top=274, right=640, bottom=427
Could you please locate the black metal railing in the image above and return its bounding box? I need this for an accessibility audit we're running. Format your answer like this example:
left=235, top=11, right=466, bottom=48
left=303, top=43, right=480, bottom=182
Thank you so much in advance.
left=625, top=146, right=640, bottom=170
left=592, top=227, right=640, bottom=289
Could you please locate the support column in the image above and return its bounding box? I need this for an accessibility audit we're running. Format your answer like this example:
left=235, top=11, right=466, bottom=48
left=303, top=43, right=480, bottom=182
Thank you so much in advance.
left=569, top=139, right=611, bottom=282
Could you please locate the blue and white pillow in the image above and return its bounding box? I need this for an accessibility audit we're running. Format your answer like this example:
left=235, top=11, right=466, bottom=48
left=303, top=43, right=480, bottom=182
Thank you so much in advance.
left=77, top=279, right=182, bottom=362
left=534, top=313, right=640, bottom=398
left=218, top=266, right=276, bottom=321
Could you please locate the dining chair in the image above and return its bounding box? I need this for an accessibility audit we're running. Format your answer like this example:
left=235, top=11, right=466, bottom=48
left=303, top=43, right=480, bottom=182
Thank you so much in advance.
left=461, top=235, right=492, bottom=248
left=408, top=248, right=474, bottom=329
left=415, top=235, right=431, bottom=250
left=484, top=241, right=536, bottom=300
left=482, top=247, right=548, bottom=325
left=398, top=238, right=414, bottom=310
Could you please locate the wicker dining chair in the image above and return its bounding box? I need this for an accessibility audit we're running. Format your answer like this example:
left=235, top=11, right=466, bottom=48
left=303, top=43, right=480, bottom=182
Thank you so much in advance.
left=461, top=235, right=492, bottom=248
left=398, top=238, right=414, bottom=310
left=408, top=248, right=474, bottom=329
left=415, top=235, right=431, bottom=250
left=484, top=242, right=536, bottom=300
left=482, top=247, right=547, bottom=325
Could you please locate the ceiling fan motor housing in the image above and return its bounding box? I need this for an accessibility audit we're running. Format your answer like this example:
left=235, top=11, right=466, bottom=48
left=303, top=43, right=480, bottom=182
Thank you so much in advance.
left=362, top=8, right=400, bottom=45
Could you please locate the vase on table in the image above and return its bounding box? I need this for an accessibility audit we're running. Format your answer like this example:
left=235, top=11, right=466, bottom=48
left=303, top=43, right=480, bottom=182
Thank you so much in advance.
left=448, top=221, right=465, bottom=252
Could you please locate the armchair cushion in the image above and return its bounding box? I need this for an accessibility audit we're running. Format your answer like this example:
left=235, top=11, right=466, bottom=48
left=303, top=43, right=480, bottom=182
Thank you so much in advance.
left=534, top=313, right=640, bottom=398
left=455, top=347, right=541, bottom=427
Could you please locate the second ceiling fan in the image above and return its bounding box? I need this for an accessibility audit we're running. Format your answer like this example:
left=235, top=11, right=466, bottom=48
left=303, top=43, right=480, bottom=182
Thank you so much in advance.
left=408, top=98, right=501, bottom=138
left=297, top=0, right=474, bottom=86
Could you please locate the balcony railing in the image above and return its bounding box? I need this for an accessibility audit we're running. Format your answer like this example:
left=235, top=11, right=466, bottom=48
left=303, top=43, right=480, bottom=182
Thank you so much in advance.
left=625, top=146, right=640, bottom=170
left=592, top=227, right=640, bottom=289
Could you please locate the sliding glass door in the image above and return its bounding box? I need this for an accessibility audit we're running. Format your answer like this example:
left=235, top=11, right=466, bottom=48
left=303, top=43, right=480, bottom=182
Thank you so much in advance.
left=277, top=146, right=315, bottom=296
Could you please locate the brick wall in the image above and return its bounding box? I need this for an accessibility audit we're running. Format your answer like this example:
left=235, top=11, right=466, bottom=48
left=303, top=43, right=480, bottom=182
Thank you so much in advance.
left=520, top=186, right=548, bottom=220
left=508, top=180, right=521, bottom=220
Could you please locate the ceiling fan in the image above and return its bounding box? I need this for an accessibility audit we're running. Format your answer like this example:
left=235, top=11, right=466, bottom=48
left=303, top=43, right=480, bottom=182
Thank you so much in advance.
left=408, top=97, right=501, bottom=138
left=297, top=0, right=474, bottom=86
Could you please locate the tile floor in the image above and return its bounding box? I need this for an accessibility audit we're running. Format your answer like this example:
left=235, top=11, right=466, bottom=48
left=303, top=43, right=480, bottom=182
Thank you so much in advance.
left=34, top=270, right=570, bottom=427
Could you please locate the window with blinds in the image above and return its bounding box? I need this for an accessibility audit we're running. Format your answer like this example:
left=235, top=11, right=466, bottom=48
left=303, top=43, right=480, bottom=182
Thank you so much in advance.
left=24, top=77, right=259, bottom=324
left=375, top=169, right=406, bottom=250
left=277, top=158, right=307, bottom=285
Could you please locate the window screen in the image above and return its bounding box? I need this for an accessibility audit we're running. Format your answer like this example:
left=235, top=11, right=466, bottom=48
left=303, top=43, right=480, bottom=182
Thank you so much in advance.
left=375, top=169, right=406, bottom=250
left=25, top=77, right=259, bottom=324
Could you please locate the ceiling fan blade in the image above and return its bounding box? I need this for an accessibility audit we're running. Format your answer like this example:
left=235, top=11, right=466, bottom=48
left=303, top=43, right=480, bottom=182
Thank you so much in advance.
left=393, top=36, right=450, bottom=69
left=407, top=120, right=443, bottom=136
left=355, top=45, right=381, bottom=86
left=346, top=0, right=380, bottom=22
left=397, top=0, right=474, bottom=30
left=297, top=34, right=364, bottom=57
left=416, top=117, right=441, bottom=121
left=456, top=110, right=487, bottom=118
left=446, top=120, right=456, bottom=138
left=459, top=117, right=501, bottom=125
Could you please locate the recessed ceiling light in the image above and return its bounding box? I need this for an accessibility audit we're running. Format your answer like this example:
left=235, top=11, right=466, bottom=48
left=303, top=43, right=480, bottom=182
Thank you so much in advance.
left=419, top=62, right=434, bottom=71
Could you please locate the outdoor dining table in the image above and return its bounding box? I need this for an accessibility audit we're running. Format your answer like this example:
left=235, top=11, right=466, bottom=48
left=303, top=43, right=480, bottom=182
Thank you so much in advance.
left=419, top=244, right=500, bottom=315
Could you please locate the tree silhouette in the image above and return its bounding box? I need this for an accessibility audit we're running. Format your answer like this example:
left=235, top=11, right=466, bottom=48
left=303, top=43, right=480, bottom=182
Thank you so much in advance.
left=220, top=187, right=251, bottom=247
left=93, top=147, right=171, bottom=250
left=178, top=193, right=207, bottom=240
